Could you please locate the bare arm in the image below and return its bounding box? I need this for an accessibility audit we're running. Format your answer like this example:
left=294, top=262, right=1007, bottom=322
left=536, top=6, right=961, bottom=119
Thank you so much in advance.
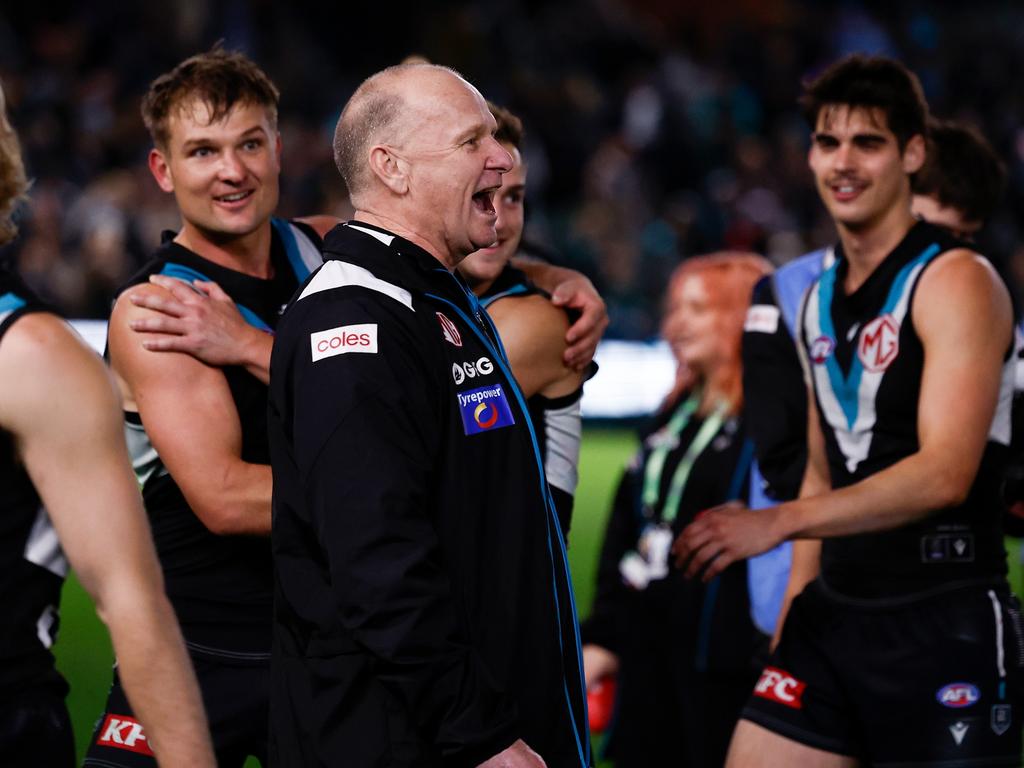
left=111, top=284, right=272, bottom=534
left=0, top=313, right=214, bottom=767
left=673, top=250, right=1013, bottom=579
left=486, top=294, right=583, bottom=398
left=510, top=257, right=607, bottom=371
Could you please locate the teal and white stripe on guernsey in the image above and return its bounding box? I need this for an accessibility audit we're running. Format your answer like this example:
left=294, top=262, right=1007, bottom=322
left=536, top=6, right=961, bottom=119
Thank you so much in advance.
left=0, top=291, right=26, bottom=326
left=804, top=244, right=940, bottom=474
left=159, top=219, right=321, bottom=332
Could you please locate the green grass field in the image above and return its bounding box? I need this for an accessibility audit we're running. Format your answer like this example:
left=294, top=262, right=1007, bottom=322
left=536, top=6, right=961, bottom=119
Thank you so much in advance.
left=53, top=427, right=1024, bottom=765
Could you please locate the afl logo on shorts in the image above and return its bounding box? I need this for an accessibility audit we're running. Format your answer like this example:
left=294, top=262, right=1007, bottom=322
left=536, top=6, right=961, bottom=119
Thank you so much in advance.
left=937, top=682, right=980, bottom=708
left=810, top=335, right=835, bottom=364
left=436, top=312, right=462, bottom=347
left=858, top=314, right=899, bottom=373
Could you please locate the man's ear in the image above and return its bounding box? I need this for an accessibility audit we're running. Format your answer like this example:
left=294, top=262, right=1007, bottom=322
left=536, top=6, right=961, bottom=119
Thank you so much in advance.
left=367, top=145, right=409, bottom=195
left=902, top=133, right=926, bottom=176
left=148, top=148, right=175, bottom=193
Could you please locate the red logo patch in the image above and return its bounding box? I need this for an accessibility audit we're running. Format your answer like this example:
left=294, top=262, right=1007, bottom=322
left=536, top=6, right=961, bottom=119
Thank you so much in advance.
left=753, top=666, right=807, bottom=710
left=95, top=714, right=155, bottom=756
left=436, top=312, right=462, bottom=347
left=810, top=335, right=835, bottom=365
left=858, top=314, right=900, bottom=373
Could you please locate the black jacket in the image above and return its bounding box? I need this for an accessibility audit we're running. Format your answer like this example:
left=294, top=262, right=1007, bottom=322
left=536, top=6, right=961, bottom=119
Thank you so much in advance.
left=267, top=222, right=590, bottom=767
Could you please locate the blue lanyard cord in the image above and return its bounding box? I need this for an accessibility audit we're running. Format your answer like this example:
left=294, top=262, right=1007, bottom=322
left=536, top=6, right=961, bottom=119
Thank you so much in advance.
left=425, top=289, right=591, bottom=766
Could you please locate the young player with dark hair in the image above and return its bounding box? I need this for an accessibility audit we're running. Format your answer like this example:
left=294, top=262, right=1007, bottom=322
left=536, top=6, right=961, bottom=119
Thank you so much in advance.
left=675, top=54, right=1023, bottom=766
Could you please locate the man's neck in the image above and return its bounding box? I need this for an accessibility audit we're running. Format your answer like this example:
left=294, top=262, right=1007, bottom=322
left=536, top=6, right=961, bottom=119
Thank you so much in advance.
left=174, top=220, right=275, bottom=279
left=353, top=209, right=458, bottom=271
left=836, top=204, right=916, bottom=293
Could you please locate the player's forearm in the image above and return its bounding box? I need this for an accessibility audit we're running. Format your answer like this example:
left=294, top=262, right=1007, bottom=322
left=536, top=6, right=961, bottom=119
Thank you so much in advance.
left=239, top=327, right=272, bottom=384
left=188, top=463, right=272, bottom=535
left=97, top=587, right=215, bottom=767
left=777, top=450, right=975, bottom=540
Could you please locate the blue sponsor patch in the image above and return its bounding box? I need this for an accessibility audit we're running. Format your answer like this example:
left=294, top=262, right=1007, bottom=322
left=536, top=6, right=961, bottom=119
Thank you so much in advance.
left=457, top=383, right=515, bottom=435
left=937, top=683, right=981, bottom=708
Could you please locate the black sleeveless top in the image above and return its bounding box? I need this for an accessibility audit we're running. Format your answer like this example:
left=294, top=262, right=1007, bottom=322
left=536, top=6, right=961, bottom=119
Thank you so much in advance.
left=800, top=222, right=1012, bottom=598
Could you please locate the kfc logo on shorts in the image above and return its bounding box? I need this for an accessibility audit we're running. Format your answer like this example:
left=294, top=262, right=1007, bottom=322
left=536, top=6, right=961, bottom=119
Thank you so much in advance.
left=857, top=314, right=900, bottom=373
left=452, top=356, right=494, bottom=385
left=810, top=335, right=835, bottom=365
left=753, top=666, right=807, bottom=710
left=310, top=323, right=378, bottom=362
left=937, top=682, right=981, bottom=709
left=95, top=714, right=155, bottom=756
left=436, top=312, right=462, bottom=347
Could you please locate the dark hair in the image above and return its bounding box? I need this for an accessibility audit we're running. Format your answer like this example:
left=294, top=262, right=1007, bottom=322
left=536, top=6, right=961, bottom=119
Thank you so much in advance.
left=141, top=47, right=280, bottom=150
left=912, top=118, right=1006, bottom=225
left=800, top=54, right=929, bottom=150
left=487, top=101, right=523, bottom=150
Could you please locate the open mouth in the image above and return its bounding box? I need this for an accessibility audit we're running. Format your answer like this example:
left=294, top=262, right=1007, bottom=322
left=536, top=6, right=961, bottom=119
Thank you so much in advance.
left=830, top=181, right=865, bottom=203
left=214, top=189, right=254, bottom=205
left=472, top=189, right=496, bottom=215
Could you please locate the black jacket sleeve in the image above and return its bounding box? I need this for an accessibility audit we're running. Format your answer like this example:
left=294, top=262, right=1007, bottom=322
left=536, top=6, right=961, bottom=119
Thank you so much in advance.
left=285, top=296, right=519, bottom=766
left=741, top=276, right=807, bottom=502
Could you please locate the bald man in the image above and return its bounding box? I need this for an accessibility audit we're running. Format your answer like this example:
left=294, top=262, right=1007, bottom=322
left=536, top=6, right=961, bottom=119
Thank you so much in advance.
left=267, top=64, right=590, bottom=767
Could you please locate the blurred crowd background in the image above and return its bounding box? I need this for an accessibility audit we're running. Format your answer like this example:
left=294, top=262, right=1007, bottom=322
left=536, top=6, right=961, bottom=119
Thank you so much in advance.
left=2, top=0, right=1024, bottom=337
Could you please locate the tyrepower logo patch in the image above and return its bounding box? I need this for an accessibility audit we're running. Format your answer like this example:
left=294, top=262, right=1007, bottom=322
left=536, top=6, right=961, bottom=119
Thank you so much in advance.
left=753, top=666, right=807, bottom=710
left=457, top=384, right=515, bottom=435
left=95, top=714, right=155, bottom=756
left=937, top=682, right=981, bottom=708
left=310, top=323, right=378, bottom=362
left=436, top=312, right=462, bottom=347
left=858, top=314, right=900, bottom=373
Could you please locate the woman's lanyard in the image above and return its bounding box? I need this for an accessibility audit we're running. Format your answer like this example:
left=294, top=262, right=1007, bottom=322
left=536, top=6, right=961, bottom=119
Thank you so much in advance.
left=642, top=389, right=729, bottom=526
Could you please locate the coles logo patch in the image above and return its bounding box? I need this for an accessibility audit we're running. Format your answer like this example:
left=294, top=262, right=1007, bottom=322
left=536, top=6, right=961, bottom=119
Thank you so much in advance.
left=457, top=384, right=515, bottom=435
left=745, top=304, right=780, bottom=334
left=753, top=666, right=807, bottom=710
left=310, top=323, right=378, bottom=362
left=95, top=714, right=154, bottom=756
left=436, top=312, right=462, bottom=347
left=810, top=335, right=835, bottom=364
left=937, top=682, right=981, bottom=709
left=858, top=314, right=900, bottom=373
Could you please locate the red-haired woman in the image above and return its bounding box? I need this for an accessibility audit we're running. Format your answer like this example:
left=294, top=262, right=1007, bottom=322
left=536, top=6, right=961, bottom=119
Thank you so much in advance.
left=582, top=252, right=772, bottom=767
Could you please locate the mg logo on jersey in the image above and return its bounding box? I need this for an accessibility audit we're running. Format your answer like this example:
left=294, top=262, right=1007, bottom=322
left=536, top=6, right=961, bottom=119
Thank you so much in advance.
left=436, top=312, right=462, bottom=347
left=452, top=357, right=494, bottom=385
left=858, top=314, right=900, bottom=373
left=753, top=666, right=807, bottom=710
left=96, top=714, right=155, bottom=756
left=937, top=683, right=981, bottom=708
left=810, top=335, right=835, bottom=365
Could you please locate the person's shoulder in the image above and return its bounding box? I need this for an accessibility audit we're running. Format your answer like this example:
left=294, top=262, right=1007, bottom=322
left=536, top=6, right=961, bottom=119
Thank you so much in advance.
left=0, top=312, right=103, bottom=415
left=489, top=292, right=569, bottom=343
